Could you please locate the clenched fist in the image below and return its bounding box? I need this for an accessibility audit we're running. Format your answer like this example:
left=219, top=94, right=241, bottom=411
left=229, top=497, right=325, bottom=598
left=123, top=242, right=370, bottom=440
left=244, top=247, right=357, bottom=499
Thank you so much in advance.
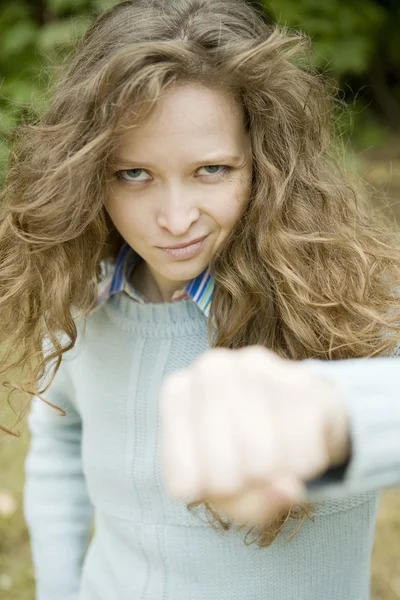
left=159, top=346, right=350, bottom=526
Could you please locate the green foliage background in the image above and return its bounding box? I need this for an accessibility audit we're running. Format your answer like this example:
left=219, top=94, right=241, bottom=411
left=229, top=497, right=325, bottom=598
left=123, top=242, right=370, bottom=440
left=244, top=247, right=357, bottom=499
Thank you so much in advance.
left=0, top=0, right=399, bottom=174
left=0, top=0, right=118, bottom=173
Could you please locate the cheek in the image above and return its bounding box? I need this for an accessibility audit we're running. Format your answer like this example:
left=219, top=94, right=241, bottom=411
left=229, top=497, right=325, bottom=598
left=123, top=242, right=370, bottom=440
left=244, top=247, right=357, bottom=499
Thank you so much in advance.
left=218, top=204, right=243, bottom=231
left=215, top=180, right=251, bottom=230
left=105, top=196, right=146, bottom=242
left=105, top=190, right=125, bottom=224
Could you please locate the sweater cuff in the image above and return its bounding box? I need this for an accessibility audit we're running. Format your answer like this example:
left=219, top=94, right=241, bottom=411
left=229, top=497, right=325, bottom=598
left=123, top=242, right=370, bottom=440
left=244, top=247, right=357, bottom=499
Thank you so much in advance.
left=302, top=357, right=400, bottom=498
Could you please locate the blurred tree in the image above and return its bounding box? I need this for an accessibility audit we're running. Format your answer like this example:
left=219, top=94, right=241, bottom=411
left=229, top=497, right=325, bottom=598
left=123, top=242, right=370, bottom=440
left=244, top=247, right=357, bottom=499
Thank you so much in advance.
left=262, top=0, right=400, bottom=143
left=0, top=0, right=119, bottom=174
left=0, top=0, right=399, bottom=178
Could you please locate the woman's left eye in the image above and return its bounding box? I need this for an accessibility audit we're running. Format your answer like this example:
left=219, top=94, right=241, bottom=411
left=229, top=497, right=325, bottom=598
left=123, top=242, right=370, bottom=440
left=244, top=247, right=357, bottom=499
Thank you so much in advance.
left=115, top=168, right=149, bottom=183
left=198, top=165, right=230, bottom=177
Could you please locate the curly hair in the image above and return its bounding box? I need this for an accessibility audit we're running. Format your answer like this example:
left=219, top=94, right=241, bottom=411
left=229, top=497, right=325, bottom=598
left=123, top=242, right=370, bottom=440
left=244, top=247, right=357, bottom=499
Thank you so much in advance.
left=1, top=0, right=400, bottom=547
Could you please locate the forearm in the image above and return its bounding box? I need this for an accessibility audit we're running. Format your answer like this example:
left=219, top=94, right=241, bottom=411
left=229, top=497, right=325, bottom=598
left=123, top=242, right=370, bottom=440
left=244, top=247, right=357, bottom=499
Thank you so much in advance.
left=24, top=346, right=93, bottom=600
left=24, top=415, right=93, bottom=600
left=303, top=356, right=400, bottom=497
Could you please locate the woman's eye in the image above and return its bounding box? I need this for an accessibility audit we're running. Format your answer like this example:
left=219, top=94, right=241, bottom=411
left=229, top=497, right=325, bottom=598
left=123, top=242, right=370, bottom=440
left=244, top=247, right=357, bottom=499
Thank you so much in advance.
left=116, top=168, right=150, bottom=182
left=198, top=165, right=229, bottom=177
left=115, top=165, right=230, bottom=184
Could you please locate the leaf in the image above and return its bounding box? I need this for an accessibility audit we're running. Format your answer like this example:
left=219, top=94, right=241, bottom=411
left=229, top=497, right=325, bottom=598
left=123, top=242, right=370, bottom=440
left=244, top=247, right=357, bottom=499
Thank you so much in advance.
left=94, top=0, right=120, bottom=13
left=47, top=0, right=88, bottom=14
left=0, top=2, right=29, bottom=29
left=0, top=79, right=39, bottom=106
left=332, top=37, right=374, bottom=74
left=37, top=17, right=91, bottom=53
left=0, top=21, right=38, bottom=58
left=0, top=142, right=10, bottom=185
left=0, top=109, right=17, bottom=135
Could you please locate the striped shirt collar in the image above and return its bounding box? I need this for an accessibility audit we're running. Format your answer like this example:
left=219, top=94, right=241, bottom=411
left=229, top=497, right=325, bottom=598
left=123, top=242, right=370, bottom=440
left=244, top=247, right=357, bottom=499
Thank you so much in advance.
left=94, top=243, right=214, bottom=318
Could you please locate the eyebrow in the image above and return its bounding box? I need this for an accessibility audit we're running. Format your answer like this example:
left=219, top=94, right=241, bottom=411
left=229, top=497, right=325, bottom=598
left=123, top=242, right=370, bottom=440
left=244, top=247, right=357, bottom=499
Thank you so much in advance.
left=114, top=154, right=244, bottom=167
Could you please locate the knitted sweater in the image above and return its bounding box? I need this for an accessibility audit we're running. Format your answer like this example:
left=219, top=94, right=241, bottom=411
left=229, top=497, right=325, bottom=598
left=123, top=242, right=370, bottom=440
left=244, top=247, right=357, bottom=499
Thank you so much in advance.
left=24, top=292, right=400, bottom=600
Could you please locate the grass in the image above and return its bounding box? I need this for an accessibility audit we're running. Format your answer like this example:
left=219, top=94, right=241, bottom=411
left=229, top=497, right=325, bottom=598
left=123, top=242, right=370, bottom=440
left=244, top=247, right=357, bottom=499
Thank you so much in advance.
left=0, top=427, right=34, bottom=599
left=372, top=492, right=400, bottom=599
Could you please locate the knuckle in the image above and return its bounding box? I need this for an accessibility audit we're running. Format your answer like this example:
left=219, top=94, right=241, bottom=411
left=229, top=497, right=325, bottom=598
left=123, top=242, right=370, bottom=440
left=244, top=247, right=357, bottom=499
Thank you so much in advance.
left=238, top=346, right=275, bottom=372
left=193, top=350, right=232, bottom=380
left=159, top=372, right=187, bottom=409
left=207, top=474, right=242, bottom=498
left=196, top=348, right=229, bottom=366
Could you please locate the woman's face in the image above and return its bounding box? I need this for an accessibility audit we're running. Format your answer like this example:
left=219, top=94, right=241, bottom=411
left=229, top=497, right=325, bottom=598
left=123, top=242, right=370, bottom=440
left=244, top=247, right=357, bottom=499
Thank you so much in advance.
left=105, top=83, right=253, bottom=301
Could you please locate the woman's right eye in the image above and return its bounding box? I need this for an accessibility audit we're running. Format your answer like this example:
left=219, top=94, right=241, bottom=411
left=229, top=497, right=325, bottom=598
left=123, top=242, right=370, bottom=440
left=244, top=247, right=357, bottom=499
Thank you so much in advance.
left=115, top=169, right=150, bottom=183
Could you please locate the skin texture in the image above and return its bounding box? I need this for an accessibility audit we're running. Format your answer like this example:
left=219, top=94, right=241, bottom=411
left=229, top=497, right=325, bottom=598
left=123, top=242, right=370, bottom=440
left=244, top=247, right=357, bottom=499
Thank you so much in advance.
left=106, top=83, right=253, bottom=302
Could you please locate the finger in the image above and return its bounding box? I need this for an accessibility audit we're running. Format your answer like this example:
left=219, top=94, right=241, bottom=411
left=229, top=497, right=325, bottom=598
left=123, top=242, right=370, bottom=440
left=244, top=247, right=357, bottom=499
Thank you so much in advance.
left=231, top=380, right=279, bottom=482
left=236, top=346, right=284, bottom=376
left=277, top=408, right=330, bottom=480
left=214, top=475, right=306, bottom=526
left=212, top=482, right=282, bottom=526
left=246, top=475, right=306, bottom=525
left=269, top=473, right=307, bottom=506
left=159, top=372, right=202, bottom=500
left=212, top=482, right=269, bottom=525
left=192, top=379, right=243, bottom=497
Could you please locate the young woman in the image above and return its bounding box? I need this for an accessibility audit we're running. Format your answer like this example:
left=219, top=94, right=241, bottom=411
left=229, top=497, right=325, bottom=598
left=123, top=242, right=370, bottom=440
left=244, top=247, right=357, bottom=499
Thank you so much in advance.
left=1, top=1, right=400, bottom=599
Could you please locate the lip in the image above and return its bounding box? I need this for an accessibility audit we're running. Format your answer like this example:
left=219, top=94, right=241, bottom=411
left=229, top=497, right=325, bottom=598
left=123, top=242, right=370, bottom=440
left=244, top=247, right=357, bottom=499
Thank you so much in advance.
left=160, top=235, right=208, bottom=250
left=159, top=235, right=208, bottom=260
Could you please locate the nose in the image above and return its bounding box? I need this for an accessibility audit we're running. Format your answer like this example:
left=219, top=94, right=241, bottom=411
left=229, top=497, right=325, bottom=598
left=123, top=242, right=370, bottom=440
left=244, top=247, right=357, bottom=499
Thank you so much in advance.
left=156, top=185, right=200, bottom=235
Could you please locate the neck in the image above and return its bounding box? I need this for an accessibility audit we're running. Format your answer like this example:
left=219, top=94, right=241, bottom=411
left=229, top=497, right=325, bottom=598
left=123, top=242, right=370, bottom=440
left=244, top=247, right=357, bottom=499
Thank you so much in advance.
left=131, top=260, right=186, bottom=303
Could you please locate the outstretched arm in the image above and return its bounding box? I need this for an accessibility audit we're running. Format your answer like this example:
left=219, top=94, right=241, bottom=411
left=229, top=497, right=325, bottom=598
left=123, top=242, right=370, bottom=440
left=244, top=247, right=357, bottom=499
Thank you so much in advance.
left=159, top=346, right=400, bottom=525
left=304, top=355, right=400, bottom=497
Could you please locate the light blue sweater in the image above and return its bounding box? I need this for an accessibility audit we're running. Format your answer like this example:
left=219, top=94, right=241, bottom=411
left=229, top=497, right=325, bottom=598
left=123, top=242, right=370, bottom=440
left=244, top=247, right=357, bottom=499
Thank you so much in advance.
left=24, top=291, right=400, bottom=600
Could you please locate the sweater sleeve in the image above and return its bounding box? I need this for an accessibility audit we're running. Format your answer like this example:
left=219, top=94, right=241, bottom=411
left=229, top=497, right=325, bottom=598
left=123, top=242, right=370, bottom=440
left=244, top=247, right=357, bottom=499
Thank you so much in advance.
left=23, top=353, right=93, bottom=600
left=302, top=355, right=400, bottom=499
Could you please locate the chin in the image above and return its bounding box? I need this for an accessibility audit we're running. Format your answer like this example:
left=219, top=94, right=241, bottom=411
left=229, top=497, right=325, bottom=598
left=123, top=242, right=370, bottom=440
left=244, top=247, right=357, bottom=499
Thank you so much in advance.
left=164, top=260, right=209, bottom=281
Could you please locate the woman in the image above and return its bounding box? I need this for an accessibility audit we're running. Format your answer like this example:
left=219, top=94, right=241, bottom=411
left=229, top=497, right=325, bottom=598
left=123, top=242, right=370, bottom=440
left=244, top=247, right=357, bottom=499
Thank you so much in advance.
left=0, top=1, right=400, bottom=598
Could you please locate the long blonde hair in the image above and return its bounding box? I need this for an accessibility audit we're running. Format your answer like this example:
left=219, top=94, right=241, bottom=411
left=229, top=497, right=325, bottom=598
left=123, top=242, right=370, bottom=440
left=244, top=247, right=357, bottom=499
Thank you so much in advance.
left=1, top=0, right=400, bottom=546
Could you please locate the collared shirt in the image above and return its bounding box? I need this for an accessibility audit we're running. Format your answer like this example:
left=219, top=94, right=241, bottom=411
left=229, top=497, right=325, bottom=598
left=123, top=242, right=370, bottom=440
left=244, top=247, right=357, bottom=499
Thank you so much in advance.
left=93, top=242, right=214, bottom=318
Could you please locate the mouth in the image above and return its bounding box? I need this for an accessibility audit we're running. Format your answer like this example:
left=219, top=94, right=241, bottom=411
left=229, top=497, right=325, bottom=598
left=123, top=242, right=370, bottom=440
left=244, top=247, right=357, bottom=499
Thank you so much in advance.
left=159, top=235, right=209, bottom=260
left=160, top=235, right=208, bottom=250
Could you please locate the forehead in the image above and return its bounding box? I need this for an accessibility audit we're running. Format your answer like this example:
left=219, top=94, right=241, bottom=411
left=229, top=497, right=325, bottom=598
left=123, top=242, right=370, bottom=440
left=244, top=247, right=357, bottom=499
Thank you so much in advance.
left=115, top=84, right=247, bottom=159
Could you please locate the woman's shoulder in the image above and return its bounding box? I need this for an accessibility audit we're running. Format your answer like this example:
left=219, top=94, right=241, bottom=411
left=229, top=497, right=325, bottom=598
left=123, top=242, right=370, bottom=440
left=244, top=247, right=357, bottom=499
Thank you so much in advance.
left=72, top=258, right=116, bottom=320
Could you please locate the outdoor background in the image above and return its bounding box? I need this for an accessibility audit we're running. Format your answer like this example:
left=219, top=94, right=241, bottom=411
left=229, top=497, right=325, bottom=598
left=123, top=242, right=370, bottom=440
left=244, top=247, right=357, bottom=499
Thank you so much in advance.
left=0, top=0, right=400, bottom=598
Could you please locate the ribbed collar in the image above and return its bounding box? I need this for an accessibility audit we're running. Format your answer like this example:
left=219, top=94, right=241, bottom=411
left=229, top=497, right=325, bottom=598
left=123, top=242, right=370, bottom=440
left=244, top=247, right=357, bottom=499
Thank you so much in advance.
left=91, top=243, right=214, bottom=318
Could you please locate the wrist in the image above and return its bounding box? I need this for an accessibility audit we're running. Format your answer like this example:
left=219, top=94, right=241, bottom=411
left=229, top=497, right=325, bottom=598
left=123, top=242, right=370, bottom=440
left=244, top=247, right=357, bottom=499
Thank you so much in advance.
left=324, top=378, right=352, bottom=468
